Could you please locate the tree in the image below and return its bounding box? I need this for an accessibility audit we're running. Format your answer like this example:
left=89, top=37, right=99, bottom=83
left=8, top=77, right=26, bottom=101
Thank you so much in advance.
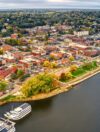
left=11, top=69, right=24, bottom=80
left=17, top=69, right=24, bottom=77
left=21, top=73, right=59, bottom=97
left=59, top=71, right=73, bottom=82
left=5, top=38, right=18, bottom=46
left=43, top=61, right=51, bottom=67
left=70, top=65, right=78, bottom=73
left=51, top=62, right=57, bottom=68
left=11, top=73, right=18, bottom=80
left=0, top=48, right=4, bottom=55
left=45, top=34, right=49, bottom=41
left=68, top=29, right=73, bottom=34
left=7, top=26, right=14, bottom=34
left=20, top=74, right=30, bottom=82
left=66, top=72, right=73, bottom=80
left=59, top=72, right=67, bottom=82
left=0, top=80, right=8, bottom=92
left=69, top=56, right=74, bottom=61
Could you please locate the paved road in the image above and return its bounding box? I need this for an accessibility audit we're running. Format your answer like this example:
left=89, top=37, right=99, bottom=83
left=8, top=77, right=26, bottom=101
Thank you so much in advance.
left=0, top=84, right=20, bottom=100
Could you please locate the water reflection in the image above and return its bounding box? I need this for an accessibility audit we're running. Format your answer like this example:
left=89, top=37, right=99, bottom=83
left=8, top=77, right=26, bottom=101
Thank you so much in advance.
left=30, top=97, right=54, bottom=111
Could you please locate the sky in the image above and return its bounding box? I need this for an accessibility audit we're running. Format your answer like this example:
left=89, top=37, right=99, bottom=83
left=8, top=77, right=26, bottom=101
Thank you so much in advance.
left=0, top=0, right=100, bottom=9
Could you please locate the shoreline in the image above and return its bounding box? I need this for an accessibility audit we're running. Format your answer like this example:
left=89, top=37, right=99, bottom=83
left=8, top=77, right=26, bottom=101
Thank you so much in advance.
left=0, top=67, right=100, bottom=106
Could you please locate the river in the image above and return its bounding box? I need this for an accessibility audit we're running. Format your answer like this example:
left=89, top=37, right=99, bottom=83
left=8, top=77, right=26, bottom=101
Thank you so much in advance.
left=0, top=73, right=100, bottom=132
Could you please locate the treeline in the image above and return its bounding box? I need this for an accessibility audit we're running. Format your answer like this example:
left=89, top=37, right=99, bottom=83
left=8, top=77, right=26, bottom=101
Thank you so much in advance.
left=59, top=61, right=98, bottom=82
left=21, top=61, right=98, bottom=97
left=0, top=11, right=100, bottom=36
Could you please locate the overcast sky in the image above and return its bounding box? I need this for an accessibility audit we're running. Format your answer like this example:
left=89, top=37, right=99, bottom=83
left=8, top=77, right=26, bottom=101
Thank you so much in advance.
left=0, top=0, right=100, bottom=9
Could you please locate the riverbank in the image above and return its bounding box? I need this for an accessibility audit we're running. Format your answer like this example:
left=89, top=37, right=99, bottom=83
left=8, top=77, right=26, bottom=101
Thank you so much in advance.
left=0, top=66, right=100, bottom=106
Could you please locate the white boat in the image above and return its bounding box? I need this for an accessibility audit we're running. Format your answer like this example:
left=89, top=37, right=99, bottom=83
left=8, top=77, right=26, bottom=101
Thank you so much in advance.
left=0, top=118, right=16, bottom=132
left=4, top=103, right=32, bottom=121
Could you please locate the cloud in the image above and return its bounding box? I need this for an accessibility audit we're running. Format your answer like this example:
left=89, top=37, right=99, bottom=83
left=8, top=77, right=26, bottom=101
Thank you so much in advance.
left=0, top=0, right=99, bottom=9
left=48, top=0, right=66, bottom=2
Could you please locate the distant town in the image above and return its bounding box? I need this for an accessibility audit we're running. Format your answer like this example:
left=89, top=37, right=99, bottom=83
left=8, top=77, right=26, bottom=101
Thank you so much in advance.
left=0, top=10, right=100, bottom=104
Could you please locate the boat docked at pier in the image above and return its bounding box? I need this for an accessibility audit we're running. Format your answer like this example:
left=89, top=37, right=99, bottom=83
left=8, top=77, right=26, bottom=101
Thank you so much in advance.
left=4, top=103, right=32, bottom=121
left=0, top=118, right=15, bottom=132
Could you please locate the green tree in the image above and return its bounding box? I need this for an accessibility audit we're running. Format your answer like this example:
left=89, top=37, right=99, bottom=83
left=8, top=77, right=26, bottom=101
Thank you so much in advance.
left=17, top=69, right=24, bottom=77
left=0, top=81, right=8, bottom=92
left=5, top=38, right=18, bottom=46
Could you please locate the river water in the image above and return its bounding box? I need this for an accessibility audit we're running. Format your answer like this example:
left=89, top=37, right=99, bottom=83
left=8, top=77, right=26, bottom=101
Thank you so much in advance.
left=0, top=73, right=100, bottom=132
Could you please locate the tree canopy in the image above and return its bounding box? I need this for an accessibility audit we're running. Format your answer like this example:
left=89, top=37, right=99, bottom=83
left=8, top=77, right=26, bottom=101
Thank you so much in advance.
left=21, top=73, right=59, bottom=97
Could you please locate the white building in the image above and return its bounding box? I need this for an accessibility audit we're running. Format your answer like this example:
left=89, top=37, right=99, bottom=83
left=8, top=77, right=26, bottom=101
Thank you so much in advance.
left=74, top=31, right=89, bottom=37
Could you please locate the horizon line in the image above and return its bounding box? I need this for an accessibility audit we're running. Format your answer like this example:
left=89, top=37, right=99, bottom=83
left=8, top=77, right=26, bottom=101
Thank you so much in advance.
left=0, top=7, right=100, bottom=10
